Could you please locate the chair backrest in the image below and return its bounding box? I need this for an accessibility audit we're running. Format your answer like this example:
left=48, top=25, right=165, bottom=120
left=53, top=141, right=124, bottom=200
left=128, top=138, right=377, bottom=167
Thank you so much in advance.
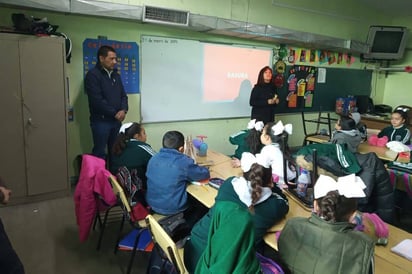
left=146, top=215, right=187, bottom=274
left=109, top=175, right=132, bottom=214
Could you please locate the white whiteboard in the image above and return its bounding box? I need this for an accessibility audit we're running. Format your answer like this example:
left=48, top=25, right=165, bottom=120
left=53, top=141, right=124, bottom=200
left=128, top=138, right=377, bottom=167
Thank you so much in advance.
left=140, top=35, right=272, bottom=123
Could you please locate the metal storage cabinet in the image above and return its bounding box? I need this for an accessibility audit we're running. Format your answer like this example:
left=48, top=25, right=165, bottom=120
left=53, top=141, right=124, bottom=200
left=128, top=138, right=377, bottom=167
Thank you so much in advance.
left=0, top=33, right=69, bottom=204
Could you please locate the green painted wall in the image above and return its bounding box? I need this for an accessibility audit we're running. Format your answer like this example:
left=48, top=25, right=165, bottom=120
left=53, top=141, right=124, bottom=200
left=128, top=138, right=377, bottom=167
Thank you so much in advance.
left=0, top=1, right=410, bottom=180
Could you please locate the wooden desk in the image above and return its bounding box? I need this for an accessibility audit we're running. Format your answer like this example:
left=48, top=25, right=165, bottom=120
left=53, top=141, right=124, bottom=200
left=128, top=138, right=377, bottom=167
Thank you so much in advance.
left=196, top=150, right=232, bottom=166
left=190, top=150, right=412, bottom=274
left=187, top=160, right=243, bottom=208
left=361, top=115, right=391, bottom=130
left=305, top=134, right=330, bottom=144
left=188, top=150, right=241, bottom=208
left=358, top=142, right=399, bottom=162
left=263, top=192, right=412, bottom=274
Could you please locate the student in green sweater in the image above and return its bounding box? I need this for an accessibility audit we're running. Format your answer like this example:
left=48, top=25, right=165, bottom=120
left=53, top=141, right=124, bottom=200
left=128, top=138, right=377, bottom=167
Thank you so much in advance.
left=229, top=119, right=264, bottom=167
left=184, top=152, right=289, bottom=273
left=110, top=122, right=156, bottom=188
left=378, top=108, right=411, bottom=145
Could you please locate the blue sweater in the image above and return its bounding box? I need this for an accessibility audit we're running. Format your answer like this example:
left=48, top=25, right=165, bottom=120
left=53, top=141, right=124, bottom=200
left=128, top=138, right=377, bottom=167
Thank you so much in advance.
left=145, top=148, right=210, bottom=215
left=85, top=63, right=128, bottom=121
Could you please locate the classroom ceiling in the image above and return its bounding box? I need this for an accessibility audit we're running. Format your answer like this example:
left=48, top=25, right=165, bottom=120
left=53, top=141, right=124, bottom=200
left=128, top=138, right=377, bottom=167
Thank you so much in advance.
left=357, top=0, right=412, bottom=17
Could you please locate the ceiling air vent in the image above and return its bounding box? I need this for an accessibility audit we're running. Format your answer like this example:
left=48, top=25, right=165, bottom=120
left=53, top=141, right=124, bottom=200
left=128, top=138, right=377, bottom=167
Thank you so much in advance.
left=143, top=6, right=189, bottom=26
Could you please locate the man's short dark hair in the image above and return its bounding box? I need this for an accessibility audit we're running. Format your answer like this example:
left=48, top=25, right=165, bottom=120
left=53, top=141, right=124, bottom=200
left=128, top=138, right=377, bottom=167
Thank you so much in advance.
left=97, top=45, right=116, bottom=60
left=162, top=131, right=184, bottom=149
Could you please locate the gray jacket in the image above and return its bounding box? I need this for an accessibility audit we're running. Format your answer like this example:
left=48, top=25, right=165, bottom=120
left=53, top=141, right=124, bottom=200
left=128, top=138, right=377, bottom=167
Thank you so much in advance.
left=331, top=129, right=362, bottom=153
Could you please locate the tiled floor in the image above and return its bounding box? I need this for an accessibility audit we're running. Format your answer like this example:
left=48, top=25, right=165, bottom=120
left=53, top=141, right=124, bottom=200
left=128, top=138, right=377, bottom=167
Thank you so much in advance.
left=0, top=194, right=149, bottom=274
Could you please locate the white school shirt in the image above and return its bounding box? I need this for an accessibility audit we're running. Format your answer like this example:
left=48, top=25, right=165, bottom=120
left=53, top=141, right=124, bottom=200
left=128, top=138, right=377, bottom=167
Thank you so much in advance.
left=259, top=143, right=296, bottom=184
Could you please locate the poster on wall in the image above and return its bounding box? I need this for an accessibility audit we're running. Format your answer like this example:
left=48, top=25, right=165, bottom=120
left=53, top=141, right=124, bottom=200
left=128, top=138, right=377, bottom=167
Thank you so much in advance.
left=286, top=65, right=317, bottom=108
left=82, top=38, right=139, bottom=94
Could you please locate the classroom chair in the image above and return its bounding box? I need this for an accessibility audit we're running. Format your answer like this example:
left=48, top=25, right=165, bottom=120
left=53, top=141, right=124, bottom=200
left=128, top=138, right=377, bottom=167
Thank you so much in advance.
left=146, top=214, right=188, bottom=274
left=94, top=197, right=123, bottom=250
left=109, top=175, right=154, bottom=274
left=301, top=111, right=334, bottom=146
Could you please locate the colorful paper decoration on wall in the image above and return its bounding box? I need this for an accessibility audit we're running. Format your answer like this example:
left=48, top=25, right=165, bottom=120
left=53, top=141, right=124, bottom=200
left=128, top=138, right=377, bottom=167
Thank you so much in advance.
left=286, top=65, right=317, bottom=108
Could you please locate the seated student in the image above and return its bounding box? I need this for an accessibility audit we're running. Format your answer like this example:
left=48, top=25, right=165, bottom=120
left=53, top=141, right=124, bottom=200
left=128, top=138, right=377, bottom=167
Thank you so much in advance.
left=259, top=120, right=296, bottom=187
left=0, top=177, right=25, bottom=274
left=110, top=122, right=156, bottom=188
left=194, top=201, right=261, bottom=274
left=278, top=174, right=375, bottom=274
left=377, top=108, right=411, bottom=145
left=331, top=114, right=362, bottom=153
left=184, top=153, right=289, bottom=273
left=146, top=130, right=210, bottom=217
left=350, top=112, right=368, bottom=142
left=229, top=118, right=264, bottom=161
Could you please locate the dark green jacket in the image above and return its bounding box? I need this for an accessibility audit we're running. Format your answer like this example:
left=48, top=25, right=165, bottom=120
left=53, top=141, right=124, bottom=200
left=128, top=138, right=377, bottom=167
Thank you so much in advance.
left=297, top=143, right=361, bottom=174
left=184, top=177, right=289, bottom=272
left=278, top=214, right=375, bottom=274
left=229, top=129, right=249, bottom=159
left=110, top=139, right=156, bottom=186
left=195, top=201, right=261, bottom=274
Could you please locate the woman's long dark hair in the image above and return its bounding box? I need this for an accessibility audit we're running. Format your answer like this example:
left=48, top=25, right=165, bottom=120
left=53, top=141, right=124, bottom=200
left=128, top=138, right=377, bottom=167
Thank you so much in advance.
left=256, top=66, right=273, bottom=86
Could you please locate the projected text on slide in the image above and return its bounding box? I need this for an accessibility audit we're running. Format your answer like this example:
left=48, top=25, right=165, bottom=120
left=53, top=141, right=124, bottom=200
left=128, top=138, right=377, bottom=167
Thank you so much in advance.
left=141, top=35, right=272, bottom=122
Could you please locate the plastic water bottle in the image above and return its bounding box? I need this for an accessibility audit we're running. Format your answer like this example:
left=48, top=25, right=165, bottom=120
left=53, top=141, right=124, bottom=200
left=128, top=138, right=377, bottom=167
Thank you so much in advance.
left=296, top=169, right=310, bottom=197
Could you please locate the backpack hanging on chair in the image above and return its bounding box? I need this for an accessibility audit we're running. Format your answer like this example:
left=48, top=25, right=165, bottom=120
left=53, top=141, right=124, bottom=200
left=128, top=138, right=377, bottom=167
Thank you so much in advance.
left=116, top=166, right=150, bottom=222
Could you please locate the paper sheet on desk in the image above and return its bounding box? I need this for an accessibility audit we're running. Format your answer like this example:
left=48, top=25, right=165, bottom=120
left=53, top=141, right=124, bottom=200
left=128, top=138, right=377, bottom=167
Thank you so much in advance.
left=391, top=239, right=412, bottom=261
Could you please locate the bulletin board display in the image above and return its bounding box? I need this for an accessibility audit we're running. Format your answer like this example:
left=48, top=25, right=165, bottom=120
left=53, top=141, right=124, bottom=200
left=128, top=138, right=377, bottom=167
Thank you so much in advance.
left=275, top=66, right=373, bottom=113
left=82, top=38, right=139, bottom=94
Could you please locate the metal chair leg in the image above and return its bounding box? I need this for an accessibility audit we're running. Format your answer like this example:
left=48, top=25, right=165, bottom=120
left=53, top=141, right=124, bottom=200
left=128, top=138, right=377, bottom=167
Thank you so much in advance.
left=114, top=214, right=126, bottom=254
left=96, top=208, right=111, bottom=250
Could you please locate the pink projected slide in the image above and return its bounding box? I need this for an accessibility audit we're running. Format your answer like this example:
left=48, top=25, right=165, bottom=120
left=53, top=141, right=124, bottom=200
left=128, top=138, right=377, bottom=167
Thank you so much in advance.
left=203, top=45, right=271, bottom=102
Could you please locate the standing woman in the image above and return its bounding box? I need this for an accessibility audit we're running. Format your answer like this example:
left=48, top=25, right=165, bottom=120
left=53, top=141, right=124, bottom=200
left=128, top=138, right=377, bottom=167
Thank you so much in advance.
left=249, top=66, right=279, bottom=124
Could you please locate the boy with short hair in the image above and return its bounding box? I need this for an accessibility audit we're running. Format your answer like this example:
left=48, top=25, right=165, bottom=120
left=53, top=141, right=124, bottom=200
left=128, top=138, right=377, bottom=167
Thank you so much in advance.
left=145, top=131, right=210, bottom=216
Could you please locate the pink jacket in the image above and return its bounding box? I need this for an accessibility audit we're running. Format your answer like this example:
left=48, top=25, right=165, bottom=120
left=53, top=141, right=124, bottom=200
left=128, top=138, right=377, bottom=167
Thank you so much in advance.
left=74, top=154, right=117, bottom=242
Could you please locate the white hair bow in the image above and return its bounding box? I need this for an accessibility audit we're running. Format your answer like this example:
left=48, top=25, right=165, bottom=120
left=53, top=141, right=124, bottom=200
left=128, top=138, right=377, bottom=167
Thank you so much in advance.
left=314, top=174, right=366, bottom=199
left=119, top=122, right=133, bottom=134
left=247, top=119, right=264, bottom=132
left=240, top=152, right=270, bottom=172
left=271, top=120, right=293, bottom=136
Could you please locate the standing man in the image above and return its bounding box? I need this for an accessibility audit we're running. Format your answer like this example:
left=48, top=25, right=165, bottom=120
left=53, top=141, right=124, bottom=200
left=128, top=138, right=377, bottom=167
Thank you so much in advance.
left=85, top=45, right=128, bottom=159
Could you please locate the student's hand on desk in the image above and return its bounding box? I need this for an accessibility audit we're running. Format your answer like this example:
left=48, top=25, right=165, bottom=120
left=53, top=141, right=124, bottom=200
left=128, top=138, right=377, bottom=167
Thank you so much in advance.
left=231, top=157, right=241, bottom=168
